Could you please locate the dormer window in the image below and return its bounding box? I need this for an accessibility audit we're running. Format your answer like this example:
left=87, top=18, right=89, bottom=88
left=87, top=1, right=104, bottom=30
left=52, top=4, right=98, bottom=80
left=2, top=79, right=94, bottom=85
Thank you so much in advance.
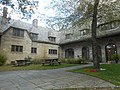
left=30, top=33, right=38, bottom=40
left=65, top=33, right=73, bottom=39
left=13, top=28, right=24, bottom=37
left=80, top=29, right=89, bottom=36
left=48, top=36, right=56, bottom=42
left=98, top=20, right=120, bottom=31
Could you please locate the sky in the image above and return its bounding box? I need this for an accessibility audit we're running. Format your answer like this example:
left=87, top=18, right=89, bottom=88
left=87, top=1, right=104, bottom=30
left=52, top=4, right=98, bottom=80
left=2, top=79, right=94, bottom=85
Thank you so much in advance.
left=0, top=0, right=77, bottom=30
left=0, top=0, right=58, bottom=27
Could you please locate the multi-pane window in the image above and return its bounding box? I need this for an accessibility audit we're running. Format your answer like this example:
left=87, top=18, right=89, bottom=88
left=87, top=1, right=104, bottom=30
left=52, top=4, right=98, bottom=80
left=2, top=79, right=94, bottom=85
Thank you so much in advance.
left=65, top=34, right=73, bottom=39
left=11, top=45, right=23, bottom=52
left=30, top=33, right=38, bottom=40
left=82, top=47, right=89, bottom=60
left=48, top=37, right=56, bottom=42
left=49, top=49, right=57, bottom=54
left=98, top=21, right=120, bottom=31
left=13, top=28, right=24, bottom=37
left=110, top=21, right=119, bottom=29
left=65, top=48, right=74, bottom=58
left=80, top=29, right=89, bottom=36
left=31, top=47, right=37, bottom=53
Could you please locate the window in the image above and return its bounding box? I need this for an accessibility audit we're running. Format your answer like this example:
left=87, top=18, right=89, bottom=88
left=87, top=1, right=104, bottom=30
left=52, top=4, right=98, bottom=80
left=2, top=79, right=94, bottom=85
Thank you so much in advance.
left=65, top=48, right=74, bottom=58
left=11, top=45, right=23, bottom=52
left=30, top=33, right=38, bottom=40
left=31, top=47, right=37, bottom=53
left=49, top=49, right=57, bottom=54
left=65, top=34, right=73, bottom=39
left=48, top=37, right=56, bottom=42
left=82, top=47, right=89, bottom=60
left=13, top=28, right=24, bottom=37
left=80, top=29, right=89, bottom=36
left=111, top=22, right=118, bottom=29
left=99, top=21, right=120, bottom=31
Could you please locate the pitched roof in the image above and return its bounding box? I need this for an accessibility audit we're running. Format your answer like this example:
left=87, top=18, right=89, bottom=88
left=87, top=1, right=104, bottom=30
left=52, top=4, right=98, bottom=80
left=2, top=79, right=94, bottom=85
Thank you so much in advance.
left=0, top=17, right=59, bottom=43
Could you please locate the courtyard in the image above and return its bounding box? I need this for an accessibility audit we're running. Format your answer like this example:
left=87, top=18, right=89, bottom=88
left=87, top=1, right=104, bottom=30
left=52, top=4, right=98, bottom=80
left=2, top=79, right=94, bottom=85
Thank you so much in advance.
left=0, top=64, right=117, bottom=90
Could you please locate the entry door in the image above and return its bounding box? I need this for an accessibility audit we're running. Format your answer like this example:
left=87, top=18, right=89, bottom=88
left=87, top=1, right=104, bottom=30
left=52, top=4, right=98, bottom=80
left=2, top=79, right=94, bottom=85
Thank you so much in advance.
left=105, top=44, right=117, bottom=62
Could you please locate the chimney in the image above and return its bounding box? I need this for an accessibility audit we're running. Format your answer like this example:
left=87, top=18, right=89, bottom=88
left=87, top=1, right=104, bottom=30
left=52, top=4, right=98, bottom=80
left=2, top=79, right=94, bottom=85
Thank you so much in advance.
left=32, top=19, right=38, bottom=27
left=3, top=7, right=8, bottom=18
left=1, top=7, right=9, bottom=25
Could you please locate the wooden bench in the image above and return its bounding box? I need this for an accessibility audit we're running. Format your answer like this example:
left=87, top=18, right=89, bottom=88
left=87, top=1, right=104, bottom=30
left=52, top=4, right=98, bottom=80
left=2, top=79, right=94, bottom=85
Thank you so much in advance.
left=11, top=60, right=31, bottom=66
left=41, top=59, right=61, bottom=66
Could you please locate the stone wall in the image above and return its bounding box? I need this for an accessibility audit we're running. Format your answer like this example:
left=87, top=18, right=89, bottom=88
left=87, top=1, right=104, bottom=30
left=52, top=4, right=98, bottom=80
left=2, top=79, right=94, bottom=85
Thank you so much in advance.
left=60, top=34, right=120, bottom=63
left=1, top=28, right=32, bottom=64
left=60, top=41, right=93, bottom=61
left=1, top=28, right=59, bottom=64
left=31, top=42, right=59, bottom=60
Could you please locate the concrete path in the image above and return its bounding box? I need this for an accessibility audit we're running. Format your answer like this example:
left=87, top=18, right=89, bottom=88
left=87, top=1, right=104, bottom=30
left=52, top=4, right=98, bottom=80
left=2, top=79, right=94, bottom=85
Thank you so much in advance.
left=0, top=64, right=116, bottom=90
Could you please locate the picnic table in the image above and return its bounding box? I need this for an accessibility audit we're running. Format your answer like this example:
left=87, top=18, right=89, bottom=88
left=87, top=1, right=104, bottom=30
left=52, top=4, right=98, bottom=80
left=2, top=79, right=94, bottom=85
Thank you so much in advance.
left=41, top=59, right=61, bottom=66
left=11, top=60, right=31, bottom=66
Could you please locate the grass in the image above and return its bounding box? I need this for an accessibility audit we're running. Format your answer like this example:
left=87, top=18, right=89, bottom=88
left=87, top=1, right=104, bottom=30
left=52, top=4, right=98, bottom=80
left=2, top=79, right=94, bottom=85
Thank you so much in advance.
left=52, top=87, right=120, bottom=90
left=0, top=63, right=79, bottom=71
left=69, top=64, right=120, bottom=86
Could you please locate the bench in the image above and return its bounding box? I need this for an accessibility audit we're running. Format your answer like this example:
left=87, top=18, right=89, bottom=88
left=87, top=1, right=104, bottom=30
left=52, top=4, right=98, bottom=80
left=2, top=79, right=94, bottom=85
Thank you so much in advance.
left=41, top=59, right=61, bottom=66
left=11, top=60, right=31, bottom=66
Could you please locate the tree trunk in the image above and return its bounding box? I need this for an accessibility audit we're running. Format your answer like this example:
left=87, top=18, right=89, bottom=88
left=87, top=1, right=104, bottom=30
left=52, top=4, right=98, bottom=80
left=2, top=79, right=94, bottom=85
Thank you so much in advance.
left=91, top=0, right=100, bottom=70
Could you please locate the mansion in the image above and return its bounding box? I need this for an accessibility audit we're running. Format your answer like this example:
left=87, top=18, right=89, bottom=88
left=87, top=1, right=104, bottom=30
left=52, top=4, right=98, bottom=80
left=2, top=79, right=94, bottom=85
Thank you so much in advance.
left=0, top=7, right=120, bottom=64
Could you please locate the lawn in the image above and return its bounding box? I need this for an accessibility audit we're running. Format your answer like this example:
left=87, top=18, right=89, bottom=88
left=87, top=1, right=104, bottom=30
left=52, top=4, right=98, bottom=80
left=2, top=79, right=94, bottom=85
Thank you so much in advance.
left=0, top=63, right=79, bottom=71
left=69, top=64, right=120, bottom=86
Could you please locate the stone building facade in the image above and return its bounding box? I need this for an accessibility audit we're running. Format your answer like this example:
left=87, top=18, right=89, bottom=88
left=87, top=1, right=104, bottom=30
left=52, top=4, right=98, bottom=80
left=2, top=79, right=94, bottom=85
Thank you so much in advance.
left=0, top=8, right=60, bottom=64
left=0, top=7, right=120, bottom=64
left=59, top=20, right=120, bottom=63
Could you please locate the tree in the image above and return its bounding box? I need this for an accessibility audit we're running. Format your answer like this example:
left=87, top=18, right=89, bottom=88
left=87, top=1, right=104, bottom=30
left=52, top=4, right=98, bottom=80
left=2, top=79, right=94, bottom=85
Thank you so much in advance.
left=76, top=0, right=120, bottom=69
left=91, top=0, right=100, bottom=70
left=45, top=0, right=80, bottom=30
left=0, top=0, right=39, bottom=20
left=1, top=0, right=120, bottom=69
left=46, top=0, right=120, bottom=69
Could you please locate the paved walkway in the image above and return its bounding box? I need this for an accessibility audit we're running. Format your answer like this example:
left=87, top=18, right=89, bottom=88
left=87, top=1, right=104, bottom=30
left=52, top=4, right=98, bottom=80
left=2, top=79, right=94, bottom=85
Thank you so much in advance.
left=0, top=64, right=116, bottom=90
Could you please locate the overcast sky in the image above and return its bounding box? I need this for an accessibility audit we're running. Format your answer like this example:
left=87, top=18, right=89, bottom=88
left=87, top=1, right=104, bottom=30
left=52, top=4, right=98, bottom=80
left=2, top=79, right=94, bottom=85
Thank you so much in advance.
left=0, top=0, right=58, bottom=27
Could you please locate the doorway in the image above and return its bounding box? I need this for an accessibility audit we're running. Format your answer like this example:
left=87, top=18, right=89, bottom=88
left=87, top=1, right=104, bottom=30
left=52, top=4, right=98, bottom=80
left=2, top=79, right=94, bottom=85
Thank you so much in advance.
left=65, top=48, right=74, bottom=58
left=105, top=43, right=117, bottom=62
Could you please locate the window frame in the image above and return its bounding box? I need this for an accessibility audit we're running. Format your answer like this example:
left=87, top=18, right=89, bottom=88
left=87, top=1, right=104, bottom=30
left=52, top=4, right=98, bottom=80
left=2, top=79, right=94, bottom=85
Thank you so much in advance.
left=48, top=36, right=56, bottom=42
left=11, top=45, right=23, bottom=52
left=49, top=49, right=57, bottom=55
left=31, top=47, right=37, bottom=54
left=82, top=47, right=89, bottom=60
left=65, top=33, right=73, bottom=39
left=79, top=29, right=89, bottom=36
left=13, top=28, right=24, bottom=37
left=30, top=33, right=38, bottom=40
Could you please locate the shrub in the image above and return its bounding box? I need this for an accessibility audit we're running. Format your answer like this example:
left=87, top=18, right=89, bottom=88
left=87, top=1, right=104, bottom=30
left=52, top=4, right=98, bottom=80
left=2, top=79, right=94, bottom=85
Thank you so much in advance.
left=32, top=58, right=44, bottom=64
left=24, top=56, right=32, bottom=62
left=0, top=53, right=7, bottom=66
left=111, top=54, right=119, bottom=63
left=59, top=58, right=88, bottom=64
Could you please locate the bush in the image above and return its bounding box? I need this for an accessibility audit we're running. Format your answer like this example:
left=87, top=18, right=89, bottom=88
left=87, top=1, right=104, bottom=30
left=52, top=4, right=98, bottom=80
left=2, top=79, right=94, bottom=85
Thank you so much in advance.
left=111, top=54, right=119, bottom=63
left=32, top=58, right=44, bottom=64
left=59, top=58, right=88, bottom=64
left=0, top=53, right=7, bottom=66
left=24, top=56, right=32, bottom=61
